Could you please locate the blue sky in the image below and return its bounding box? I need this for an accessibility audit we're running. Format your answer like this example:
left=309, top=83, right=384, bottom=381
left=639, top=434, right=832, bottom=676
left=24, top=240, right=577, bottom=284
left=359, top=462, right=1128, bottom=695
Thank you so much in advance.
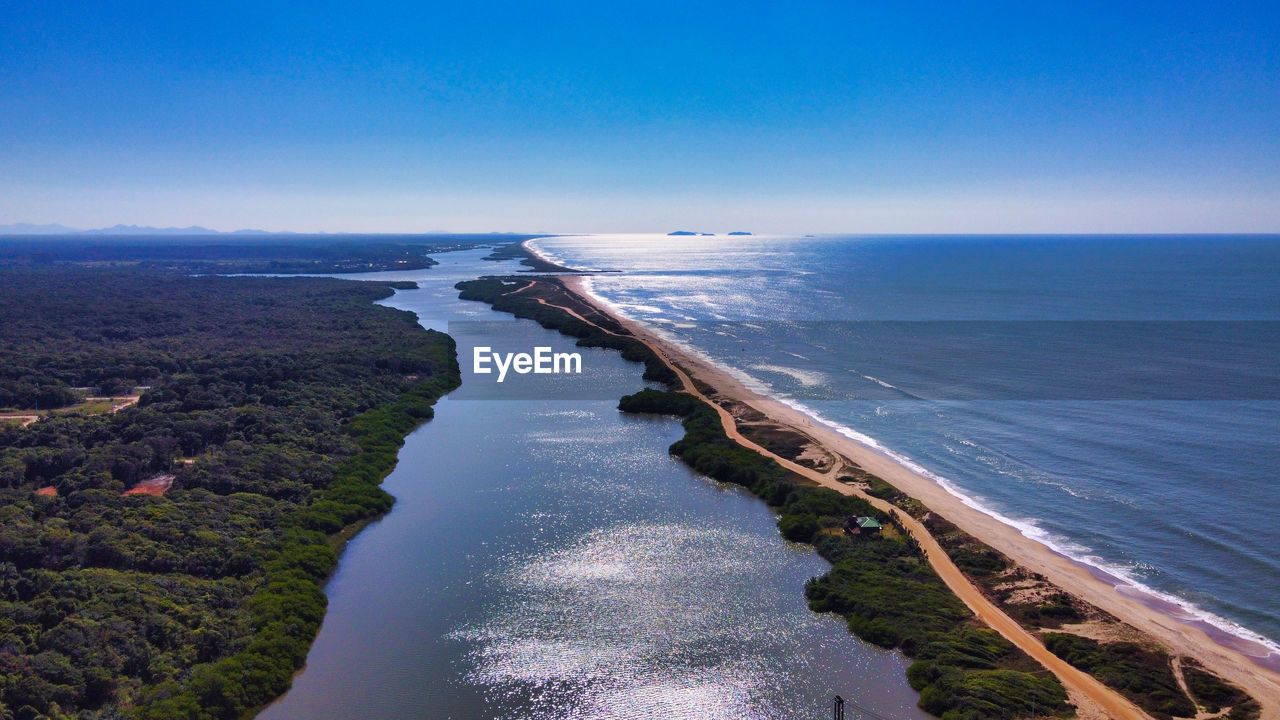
left=1, top=1, right=1277, bottom=233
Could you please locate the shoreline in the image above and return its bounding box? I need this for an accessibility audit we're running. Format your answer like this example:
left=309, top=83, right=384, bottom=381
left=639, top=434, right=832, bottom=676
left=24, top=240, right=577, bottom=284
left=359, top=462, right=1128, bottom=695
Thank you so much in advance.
left=605, top=301, right=1280, bottom=667
left=548, top=267, right=1280, bottom=718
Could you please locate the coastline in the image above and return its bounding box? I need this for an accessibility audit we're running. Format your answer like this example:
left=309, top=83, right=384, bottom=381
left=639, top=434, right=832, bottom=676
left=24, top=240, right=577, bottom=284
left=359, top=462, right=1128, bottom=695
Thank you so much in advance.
left=546, top=267, right=1280, bottom=718
left=524, top=234, right=1280, bottom=663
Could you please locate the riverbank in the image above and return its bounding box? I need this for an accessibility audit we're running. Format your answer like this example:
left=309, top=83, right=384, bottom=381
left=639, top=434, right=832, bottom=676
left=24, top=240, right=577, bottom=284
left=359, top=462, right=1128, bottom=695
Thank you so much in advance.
left=0, top=270, right=463, bottom=719
left=264, top=248, right=936, bottom=720
left=551, top=271, right=1280, bottom=719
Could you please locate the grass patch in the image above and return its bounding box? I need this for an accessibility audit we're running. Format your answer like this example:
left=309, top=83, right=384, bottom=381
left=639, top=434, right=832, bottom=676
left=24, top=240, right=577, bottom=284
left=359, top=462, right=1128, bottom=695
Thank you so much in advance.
left=1182, top=658, right=1253, bottom=714
left=1043, top=633, right=1194, bottom=720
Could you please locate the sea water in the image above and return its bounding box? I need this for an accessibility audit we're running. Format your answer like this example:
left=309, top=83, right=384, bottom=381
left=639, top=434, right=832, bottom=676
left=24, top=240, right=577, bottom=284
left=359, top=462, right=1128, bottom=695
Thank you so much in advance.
left=530, top=233, right=1280, bottom=658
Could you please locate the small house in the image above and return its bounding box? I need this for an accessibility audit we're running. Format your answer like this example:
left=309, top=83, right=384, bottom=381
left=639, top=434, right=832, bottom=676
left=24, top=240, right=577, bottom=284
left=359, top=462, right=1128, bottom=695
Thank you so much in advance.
left=844, top=515, right=882, bottom=537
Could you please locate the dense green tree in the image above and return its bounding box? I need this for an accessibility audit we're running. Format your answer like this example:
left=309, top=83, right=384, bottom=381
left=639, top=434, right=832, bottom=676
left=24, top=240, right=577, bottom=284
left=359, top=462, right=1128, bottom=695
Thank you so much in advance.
left=0, top=267, right=460, bottom=717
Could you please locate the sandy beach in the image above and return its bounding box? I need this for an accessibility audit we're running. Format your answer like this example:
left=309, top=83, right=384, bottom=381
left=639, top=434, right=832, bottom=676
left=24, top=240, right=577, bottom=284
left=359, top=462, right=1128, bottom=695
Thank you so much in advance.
left=556, top=271, right=1280, bottom=720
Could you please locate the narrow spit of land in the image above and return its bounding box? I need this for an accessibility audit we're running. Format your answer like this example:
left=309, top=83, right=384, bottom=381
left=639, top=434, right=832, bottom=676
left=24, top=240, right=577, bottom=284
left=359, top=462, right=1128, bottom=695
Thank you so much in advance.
left=516, top=279, right=1139, bottom=720
left=563, top=279, right=1280, bottom=718
left=484, top=274, right=1277, bottom=720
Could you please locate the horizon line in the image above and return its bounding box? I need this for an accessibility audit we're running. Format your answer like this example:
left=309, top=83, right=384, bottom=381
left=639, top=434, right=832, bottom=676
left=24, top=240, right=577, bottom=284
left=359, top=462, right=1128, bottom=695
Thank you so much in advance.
left=3, top=228, right=1280, bottom=238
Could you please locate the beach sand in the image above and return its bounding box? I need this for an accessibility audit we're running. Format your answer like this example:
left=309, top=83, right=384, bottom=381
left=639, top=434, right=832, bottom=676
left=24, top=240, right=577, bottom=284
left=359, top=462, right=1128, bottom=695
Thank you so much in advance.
left=558, top=272, right=1280, bottom=719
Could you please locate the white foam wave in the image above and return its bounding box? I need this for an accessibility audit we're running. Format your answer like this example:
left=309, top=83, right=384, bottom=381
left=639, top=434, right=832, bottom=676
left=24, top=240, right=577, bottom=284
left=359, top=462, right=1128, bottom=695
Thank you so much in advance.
left=749, top=363, right=826, bottom=388
left=617, top=303, right=666, bottom=315
left=859, top=373, right=899, bottom=390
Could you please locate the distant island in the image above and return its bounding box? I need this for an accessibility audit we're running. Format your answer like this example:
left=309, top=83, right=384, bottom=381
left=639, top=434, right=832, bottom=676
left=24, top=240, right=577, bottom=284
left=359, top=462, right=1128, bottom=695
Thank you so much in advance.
left=728, top=231, right=753, bottom=235
left=667, top=230, right=718, bottom=236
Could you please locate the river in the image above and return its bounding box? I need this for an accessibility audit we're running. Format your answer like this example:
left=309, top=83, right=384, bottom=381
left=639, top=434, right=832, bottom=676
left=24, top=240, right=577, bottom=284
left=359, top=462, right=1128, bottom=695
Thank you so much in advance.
left=258, top=247, right=926, bottom=720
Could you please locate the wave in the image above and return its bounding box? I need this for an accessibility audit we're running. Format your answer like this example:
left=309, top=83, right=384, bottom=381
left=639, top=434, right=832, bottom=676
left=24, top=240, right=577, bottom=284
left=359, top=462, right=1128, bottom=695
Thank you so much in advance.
left=749, top=363, right=827, bottom=387
left=569, top=273, right=1280, bottom=662
left=859, top=373, right=899, bottom=390
left=615, top=302, right=667, bottom=315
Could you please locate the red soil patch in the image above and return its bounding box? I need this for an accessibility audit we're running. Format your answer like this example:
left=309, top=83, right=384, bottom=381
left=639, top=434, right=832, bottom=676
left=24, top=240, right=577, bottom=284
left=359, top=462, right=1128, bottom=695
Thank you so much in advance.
left=123, top=474, right=175, bottom=497
left=35, top=486, right=57, bottom=497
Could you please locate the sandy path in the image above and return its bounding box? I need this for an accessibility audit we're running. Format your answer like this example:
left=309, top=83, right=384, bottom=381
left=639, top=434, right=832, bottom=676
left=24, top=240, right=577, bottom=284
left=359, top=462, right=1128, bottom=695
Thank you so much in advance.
left=556, top=273, right=1280, bottom=719
left=0, top=414, right=39, bottom=427
left=523, top=280, right=1141, bottom=719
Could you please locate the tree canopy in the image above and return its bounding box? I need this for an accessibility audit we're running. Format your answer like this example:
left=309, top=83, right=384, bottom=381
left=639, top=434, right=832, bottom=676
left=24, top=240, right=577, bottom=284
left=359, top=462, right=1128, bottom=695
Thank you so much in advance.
left=0, top=267, right=459, bottom=719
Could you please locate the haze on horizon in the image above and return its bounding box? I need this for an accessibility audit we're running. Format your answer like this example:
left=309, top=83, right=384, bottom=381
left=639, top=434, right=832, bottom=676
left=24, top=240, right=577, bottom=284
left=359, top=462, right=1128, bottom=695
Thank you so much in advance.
left=2, top=1, right=1278, bottom=235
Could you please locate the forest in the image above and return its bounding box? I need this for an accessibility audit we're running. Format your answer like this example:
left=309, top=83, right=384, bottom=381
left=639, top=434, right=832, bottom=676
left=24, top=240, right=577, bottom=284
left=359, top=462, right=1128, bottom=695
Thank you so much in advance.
left=0, top=267, right=459, bottom=719
left=0, top=234, right=534, bottom=276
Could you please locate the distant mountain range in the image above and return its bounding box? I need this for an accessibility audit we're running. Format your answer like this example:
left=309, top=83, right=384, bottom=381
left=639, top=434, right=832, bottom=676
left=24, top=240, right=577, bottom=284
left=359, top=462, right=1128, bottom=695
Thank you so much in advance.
left=667, top=230, right=752, bottom=236
left=0, top=223, right=279, bottom=236
left=0, top=224, right=541, bottom=237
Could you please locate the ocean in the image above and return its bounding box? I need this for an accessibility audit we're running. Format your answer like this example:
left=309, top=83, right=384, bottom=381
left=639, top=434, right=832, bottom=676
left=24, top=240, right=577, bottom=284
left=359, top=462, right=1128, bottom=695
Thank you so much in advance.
left=529, top=233, right=1280, bottom=658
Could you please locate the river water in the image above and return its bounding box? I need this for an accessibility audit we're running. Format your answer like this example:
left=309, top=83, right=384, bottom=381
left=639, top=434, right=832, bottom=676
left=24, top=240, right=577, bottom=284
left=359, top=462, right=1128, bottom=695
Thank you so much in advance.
left=258, top=247, right=926, bottom=720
